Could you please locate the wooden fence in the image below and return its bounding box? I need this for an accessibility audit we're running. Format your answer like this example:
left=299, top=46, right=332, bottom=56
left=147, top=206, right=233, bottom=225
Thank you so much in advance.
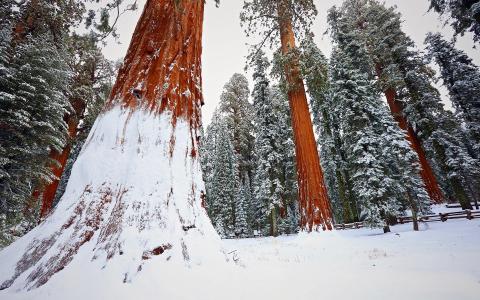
left=334, top=209, right=480, bottom=230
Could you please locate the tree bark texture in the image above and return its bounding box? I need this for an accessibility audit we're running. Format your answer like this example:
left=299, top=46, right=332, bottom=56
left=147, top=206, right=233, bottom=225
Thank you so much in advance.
left=382, top=87, right=444, bottom=204
left=277, top=2, right=333, bottom=231
left=107, top=0, right=204, bottom=133
left=37, top=97, right=86, bottom=219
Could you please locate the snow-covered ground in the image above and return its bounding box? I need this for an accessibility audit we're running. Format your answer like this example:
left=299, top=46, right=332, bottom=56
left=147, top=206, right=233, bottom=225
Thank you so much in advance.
left=1, top=207, right=479, bottom=300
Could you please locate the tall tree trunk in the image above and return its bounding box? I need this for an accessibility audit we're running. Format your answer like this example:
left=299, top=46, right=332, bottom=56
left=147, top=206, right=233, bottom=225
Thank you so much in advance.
left=0, top=0, right=220, bottom=291
left=380, top=81, right=444, bottom=204
left=383, top=88, right=444, bottom=203
left=276, top=2, right=333, bottom=231
left=37, top=97, right=86, bottom=219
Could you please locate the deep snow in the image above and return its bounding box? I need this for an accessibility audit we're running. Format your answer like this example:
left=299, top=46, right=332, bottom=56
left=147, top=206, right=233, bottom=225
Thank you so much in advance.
left=0, top=106, right=225, bottom=292
left=1, top=206, right=479, bottom=300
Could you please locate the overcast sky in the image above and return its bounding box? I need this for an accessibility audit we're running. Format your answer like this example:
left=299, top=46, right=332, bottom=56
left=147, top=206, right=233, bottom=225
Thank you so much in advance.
left=103, top=0, right=479, bottom=126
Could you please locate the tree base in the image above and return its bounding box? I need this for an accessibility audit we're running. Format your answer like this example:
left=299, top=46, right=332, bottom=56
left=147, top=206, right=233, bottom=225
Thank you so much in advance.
left=0, top=107, right=226, bottom=291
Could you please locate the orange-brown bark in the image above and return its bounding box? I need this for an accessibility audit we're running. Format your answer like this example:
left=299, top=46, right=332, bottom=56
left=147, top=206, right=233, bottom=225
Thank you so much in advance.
left=107, top=0, right=204, bottom=134
left=38, top=115, right=77, bottom=218
left=34, top=97, right=86, bottom=219
left=383, top=87, right=444, bottom=204
left=277, top=3, right=333, bottom=231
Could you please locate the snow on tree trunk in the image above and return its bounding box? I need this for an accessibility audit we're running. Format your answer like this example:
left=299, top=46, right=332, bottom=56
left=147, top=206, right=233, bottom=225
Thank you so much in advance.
left=0, top=0, right=224, bottom=291
left=382, top=86, right=444, bottom=204
left=277, top=3, right=332, bottom=231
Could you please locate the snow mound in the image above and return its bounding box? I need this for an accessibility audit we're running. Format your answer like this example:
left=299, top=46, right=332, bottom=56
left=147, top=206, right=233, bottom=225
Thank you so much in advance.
left=0, top=106, right=227, bottom=292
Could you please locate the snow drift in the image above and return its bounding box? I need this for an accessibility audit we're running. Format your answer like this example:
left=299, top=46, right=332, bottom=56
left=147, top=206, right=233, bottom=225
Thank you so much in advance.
left=0, top=107, right=226, bottom=291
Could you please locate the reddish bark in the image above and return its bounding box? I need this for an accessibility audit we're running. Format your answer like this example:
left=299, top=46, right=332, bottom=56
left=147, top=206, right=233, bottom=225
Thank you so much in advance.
left=33, top=97, right=86, bottom=219
left=107, top=0, right=204, bottom=135
left=383, top=87, right=444, bottom=203
left=277, top=2, right=333, bottom=231
left=38, top=115, right=78, bottom=217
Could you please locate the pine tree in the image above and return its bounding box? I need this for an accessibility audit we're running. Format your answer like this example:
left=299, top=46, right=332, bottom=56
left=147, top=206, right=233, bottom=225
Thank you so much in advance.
left=235, top=183, right=250, bottom=237
left=0, top=30, right=71, bottom=242
left=252, top=51, right=284, bottom=236
left=202, top=111, right=251, bottom=238
left=219, top=73, right=255, bottom=188
left=329, top=0, right=479, bottom=210
left=201, top=110, right=222, bottom=214
left=425, top=32, right=480, bottom=157
left=270, top=85, right=299, bottom=234
left=429, top=0, right=480, bottom=43
left=0, top=8, right=18, bottom=246
left=327, top=23, right=431, bottom=231
left=209, top=119, right=239, bottom=238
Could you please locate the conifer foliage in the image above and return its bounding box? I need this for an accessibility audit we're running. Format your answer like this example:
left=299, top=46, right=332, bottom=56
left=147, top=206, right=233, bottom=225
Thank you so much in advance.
left=328, top=0, right=480, bottom=210
left=201, top=67, right=299, bottom=237
left=425, top=32, right=480, bottom=157
left=429, top=0, right=480, bottom=43
left=201, top=74, right=254, bottom=238
left=0, top=0, right=116, bottom=247
left=0, top=30, right=71, bottom=241
left=251, top=52, right=284, bottom=236
left=327, top=40, right=430, bottom=231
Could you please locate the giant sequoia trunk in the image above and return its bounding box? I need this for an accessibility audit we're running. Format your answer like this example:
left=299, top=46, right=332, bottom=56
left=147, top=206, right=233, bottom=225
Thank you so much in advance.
left=277, top=2, right=333, bottom=231
left=0, top=0, right=223, bottom=291
left=382, top=87, right=444, bottom=204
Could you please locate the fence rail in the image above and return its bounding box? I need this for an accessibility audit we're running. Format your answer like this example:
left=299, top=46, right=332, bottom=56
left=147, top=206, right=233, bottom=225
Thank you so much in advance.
left=334, top=209, right=480, bottom=230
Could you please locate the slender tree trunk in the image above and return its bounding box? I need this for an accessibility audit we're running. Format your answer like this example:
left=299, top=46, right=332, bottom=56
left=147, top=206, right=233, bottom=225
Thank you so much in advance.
left=270, top=208, right=278, bottom=237
left=35, top=98, right=86, bottom=219
left=406, top=193, right=419, bottom=231
left=276, top=2, right=332, bottom=231
left=382, top=85, right=444, bottom=204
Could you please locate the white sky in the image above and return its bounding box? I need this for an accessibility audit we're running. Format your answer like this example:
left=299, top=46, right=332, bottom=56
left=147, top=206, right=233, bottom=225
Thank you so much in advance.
left=102, top=0, right=480, bottom=126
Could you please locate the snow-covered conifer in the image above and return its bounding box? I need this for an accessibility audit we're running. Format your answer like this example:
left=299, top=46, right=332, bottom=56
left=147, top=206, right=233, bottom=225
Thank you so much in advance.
left=429, top=0, right=480, bottom=43
left=252, top=51, right=284, bottom=236
left=299, top=36, right=358, bottom=224
left=219, top=73, right=255, bottom=188
left=208, top=119, right=239, bottom=238
left=329, top=0, right=479, bottom=209
left=328, top=31, right=431, bottom=231
left=425, top=32, right=480, bottom=157
left=0, top=31, right=71, bottom=237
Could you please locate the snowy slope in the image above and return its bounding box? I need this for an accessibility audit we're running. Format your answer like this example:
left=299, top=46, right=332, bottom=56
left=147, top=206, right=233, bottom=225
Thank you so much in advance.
left=1, top=211, right=479, bottom=299
left=0, top=107, right=227, bottom=293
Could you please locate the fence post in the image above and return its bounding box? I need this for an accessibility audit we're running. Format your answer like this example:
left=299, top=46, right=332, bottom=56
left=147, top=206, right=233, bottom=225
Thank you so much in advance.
left=439, top=213, right=447, bottom=222
left=466, top=210, right=472, bottom=220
